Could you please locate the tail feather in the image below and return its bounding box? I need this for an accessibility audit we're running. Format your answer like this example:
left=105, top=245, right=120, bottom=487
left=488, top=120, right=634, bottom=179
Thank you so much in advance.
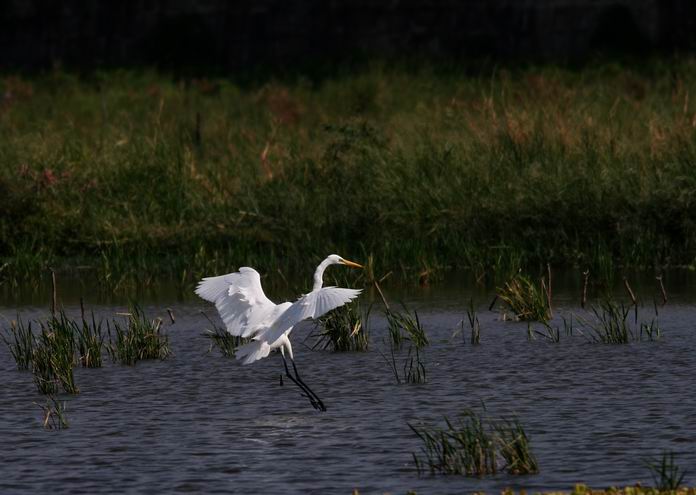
left=235, top=340, right=272, bottom=365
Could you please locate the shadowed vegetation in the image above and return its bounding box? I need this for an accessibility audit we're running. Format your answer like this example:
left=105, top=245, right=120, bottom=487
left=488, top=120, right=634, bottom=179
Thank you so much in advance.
left=4, top=61, right=696, bottom=289
left=202, top=315, right=249, bottom=358
left=314, top=302, right=370, bottom=352
left=35, top=395, right=69, bottom=430
left=2, top=317, right=34, bottom=370
left=410, top=408, right=538, bottom=476
left=645, top=451, right=687, bottom=492
left=577, top=300, right=661, bottom=344
left=107, top=305, right=171, bottom=365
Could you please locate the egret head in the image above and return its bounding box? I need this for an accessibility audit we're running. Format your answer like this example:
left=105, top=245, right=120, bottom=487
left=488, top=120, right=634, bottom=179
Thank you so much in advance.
left=328, top=254, right=363, bottom=269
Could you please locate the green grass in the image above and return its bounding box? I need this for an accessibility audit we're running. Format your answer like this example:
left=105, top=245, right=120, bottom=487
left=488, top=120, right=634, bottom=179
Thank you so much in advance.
left=202, top=314, right=249, bottom=358
left=33, top=312, right=80, bottom=395
left=577, top=300, right=661, bottom=344
left=314, top=302, right=370, bottom=352
left=497, top=273, right=552, bottom=322
left=645, top=451, right=687, bottom=492
left=35, top=395, right=69, bottom=430
left=410, top=408, right=538, bottom=476
left=2, top=317, right=34, bottom=370
left=107, top=305, right=171, bottom=365
left=4, top=61, right=696, bottom=289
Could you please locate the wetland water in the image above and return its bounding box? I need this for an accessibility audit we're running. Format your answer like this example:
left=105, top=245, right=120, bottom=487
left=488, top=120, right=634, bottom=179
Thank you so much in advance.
left=1, top=279, right=695, bottom=494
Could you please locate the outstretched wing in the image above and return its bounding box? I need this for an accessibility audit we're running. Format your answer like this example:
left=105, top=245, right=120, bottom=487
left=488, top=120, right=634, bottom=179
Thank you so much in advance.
left=257, top=287, right=361, bottom=345
left=195, top=267, right=276, bottom=337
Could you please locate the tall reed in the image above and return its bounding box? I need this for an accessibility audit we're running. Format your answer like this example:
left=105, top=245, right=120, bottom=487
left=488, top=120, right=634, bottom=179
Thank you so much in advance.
left=645, top=451, right=686, bottom=492
left=410, top=408, right=537, bottom=476
left=33, top=313, right=80, bottom=395
left=578, top=300, right=661, bottom=344
left=2, top=317, right=35, bottom=370
left=108, top=305, right=171, bottom=365
left=314, top=302, right=370, bottom=352
left=497, top=273, right=551, bottom=322
left=202, top=314, right=248, bottom=358
left=35, top=395, right=69, bottom=430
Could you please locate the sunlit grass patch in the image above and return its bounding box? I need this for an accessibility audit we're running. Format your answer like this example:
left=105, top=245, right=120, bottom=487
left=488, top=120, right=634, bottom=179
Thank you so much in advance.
left=107, top=305, right=171, bottom=365
left=497, top=273, right=551, bottom=322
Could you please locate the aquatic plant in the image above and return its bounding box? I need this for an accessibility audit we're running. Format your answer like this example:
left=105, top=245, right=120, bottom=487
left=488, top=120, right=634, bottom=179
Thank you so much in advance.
left=385, top=306, right=428, bottom=349
left=645, top=451, right=687, bottom=492
left=35, top=395, right=69, bottom=430
left=32, top=312, right=80, bottom=395
left=465, top=299, right=481, bottom=345
left=532, top=321, right=561, bottom=343
left=75, top=304, right=105, bottom=368
left=493, top=417, right=539, bottom=475
left=314, top=302, right=370, bottom=352
left=107, top=305, right=171, bottom=365
left=497, top=273, right=551, bottom=322
left=1, top=317, right=35, bottom=370
left=578, top=300, right=660, bottom=344
left=381, top=342, right=426, bottom=385
left=410, top=408, right=537, bottom=476
left=202, top=314, right=248, bottom=358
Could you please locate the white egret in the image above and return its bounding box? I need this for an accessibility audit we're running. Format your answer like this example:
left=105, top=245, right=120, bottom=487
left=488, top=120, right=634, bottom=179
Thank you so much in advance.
left=195, top=254, right=363, bottom=411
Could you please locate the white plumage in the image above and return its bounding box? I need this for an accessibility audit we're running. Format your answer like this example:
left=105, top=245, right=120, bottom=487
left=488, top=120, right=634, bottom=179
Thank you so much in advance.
left=196, top=254, right=362, bottom=365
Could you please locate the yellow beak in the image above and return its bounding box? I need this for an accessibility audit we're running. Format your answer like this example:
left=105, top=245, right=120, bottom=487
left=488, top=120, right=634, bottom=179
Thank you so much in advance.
left=341, top=258, right=364, bottom=269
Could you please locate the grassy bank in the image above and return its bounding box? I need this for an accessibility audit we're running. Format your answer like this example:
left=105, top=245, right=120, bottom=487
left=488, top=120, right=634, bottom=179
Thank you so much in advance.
left=2, top=60, right=696, bottom=289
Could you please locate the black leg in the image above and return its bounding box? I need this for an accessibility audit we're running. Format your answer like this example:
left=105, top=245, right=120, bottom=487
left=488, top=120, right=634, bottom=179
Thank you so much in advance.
left=290, top=358, right=326, bottom=412
left=280, top=354, right=324, bottom=411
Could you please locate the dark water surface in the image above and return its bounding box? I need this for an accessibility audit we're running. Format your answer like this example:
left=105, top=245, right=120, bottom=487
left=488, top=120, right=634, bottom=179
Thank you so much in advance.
left=1, top=281, right=695, bottom=494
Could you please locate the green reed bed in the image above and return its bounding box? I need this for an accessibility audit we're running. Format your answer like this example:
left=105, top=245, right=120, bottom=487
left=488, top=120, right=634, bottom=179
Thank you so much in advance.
left=35, top=395, right=69, bottom=430
left=410, top=408, right=538, bottom=476
left=75, top=310, right=105, bottom=368
left=314, top=302, right=370, bottom=352
left=577, top=300, right=660, bottom=344
left=645, top=451, right=687, bottom=492
left=2, top=317, right=34, bottom=370
left=31, top=311, right=80, bottom=394
left=497, top=273, right=552, bottom=322
left=465, top=298, right=481, bottom=345
left=202, top=314, right=248, bottom=358
left=107, top=305, right=171, bottom=365
left=4, top=61, right=696, bottom=289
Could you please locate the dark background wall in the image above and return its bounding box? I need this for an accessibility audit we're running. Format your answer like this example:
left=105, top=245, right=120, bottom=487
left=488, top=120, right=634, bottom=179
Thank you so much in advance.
left=2, top=0, right=696, bottom=72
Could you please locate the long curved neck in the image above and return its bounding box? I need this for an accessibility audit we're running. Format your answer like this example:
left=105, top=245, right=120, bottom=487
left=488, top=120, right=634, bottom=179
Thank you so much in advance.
left=312, top=257, right=334, bottom=291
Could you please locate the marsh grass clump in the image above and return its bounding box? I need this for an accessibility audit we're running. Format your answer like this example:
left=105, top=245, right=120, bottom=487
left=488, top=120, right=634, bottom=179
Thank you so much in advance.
left=203, top=317, right=249, bottom=358
left=36, top=395, right=69, bottom=430
left=465, top=299, right=481, bottom=345
left=108, top=305, right=170, bottom=365
left=645, top=451, right=687, bottom=492
left=498, top=274, right=551, bottom=322
left=74, top=304, right=105, bottom=368
left=2, top=317, right=35, bottom=370
left=386, top=306, right=428, bottom=349
left=33, top=313, right=80, bottom=395
left=314, top=302, right=370, bottom=352
left=410, top=409, right=538, bottom=476
left=530, top=321, right=561, bottom=343
left=578, top=300, right=660, bottom=344
left=493, top=418, right=539, bottom=475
